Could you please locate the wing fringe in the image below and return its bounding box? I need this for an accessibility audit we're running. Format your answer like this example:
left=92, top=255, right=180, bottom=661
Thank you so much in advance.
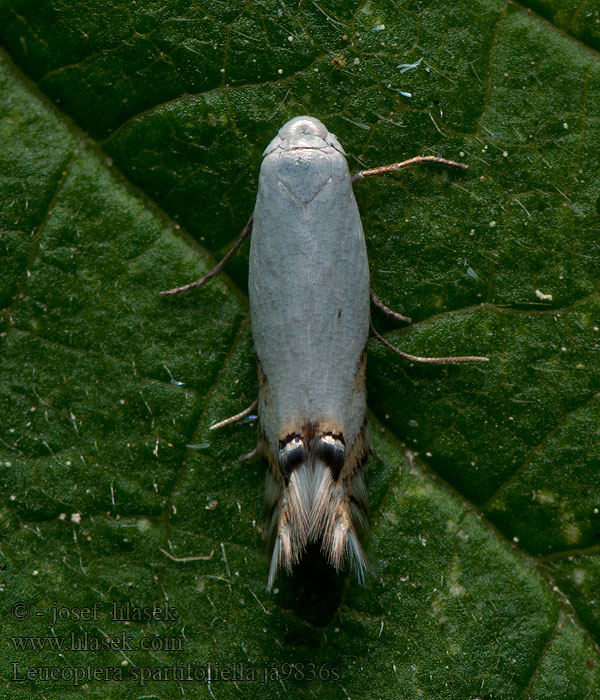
left=264, top=429, right=372, bottom=590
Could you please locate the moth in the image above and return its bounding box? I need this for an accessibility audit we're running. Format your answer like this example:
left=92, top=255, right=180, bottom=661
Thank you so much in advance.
left=161, top=116, right=487, bottom=590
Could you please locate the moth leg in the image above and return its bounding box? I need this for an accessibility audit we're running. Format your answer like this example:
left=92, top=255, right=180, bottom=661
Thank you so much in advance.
left=209, top=398, right=258, bottom=431
left=359, top=156, right=477, bottom=361
left=160, top=547, right=214, bottom=562
left=369, top=444, right=383, bottom=461
left=238, top=446, right=260, bottom=462
left=370, top=321, right=488, bottom=363
left=160, top=214, right=253, bottom=297
left=370, top=290, right=411, bottom=323
left=352, top=155, right=467, bottom=183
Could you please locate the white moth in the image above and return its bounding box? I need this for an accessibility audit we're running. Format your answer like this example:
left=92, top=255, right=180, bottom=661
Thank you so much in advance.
left=250, top=117, right=372, bottom=589
left=161, top=115, right=487, bottom=590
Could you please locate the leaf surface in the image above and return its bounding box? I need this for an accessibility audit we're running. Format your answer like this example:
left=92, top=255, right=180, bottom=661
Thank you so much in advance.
left=0, top=2, right=599, bottom=697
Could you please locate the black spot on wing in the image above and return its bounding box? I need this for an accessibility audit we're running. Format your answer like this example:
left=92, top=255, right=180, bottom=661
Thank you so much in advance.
left=278, top=435, right=308, bottom=484
left=313, top=433, right=346, bottom=481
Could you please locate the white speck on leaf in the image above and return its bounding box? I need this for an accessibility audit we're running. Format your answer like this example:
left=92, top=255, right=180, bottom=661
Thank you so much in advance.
left=397, top=57, right=422, bottom=73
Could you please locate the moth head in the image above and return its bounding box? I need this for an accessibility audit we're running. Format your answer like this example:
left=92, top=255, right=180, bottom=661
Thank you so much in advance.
left=263, top=115, right=345, bottom=156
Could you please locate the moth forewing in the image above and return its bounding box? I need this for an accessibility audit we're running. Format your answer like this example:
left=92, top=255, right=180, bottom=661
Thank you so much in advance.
left=248, top=116, right=372, bottom=589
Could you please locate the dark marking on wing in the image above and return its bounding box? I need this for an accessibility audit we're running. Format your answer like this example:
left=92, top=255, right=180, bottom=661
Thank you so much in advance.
left=354, top=342, right=368, bottom=391
left=256, top=356, right=271, bottom=405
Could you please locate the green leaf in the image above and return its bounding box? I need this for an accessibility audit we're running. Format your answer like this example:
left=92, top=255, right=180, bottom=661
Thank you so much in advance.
left=1, top=1, right=599, bottom=698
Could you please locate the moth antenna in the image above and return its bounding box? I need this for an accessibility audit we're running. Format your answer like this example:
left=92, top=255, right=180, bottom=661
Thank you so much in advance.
left=352, top=154, right=467, bottom=183
left=370, top=290, right=411, bottom=323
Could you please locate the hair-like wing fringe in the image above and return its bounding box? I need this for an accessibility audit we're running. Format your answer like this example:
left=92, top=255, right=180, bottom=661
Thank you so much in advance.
left=309, top=461, right=370, bottom=582
left=265, top=455, right=371, bottom=590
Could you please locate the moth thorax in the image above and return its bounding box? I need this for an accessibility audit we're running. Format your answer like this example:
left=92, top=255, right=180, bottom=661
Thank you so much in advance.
left=277, top=151, right=333, bottom=204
